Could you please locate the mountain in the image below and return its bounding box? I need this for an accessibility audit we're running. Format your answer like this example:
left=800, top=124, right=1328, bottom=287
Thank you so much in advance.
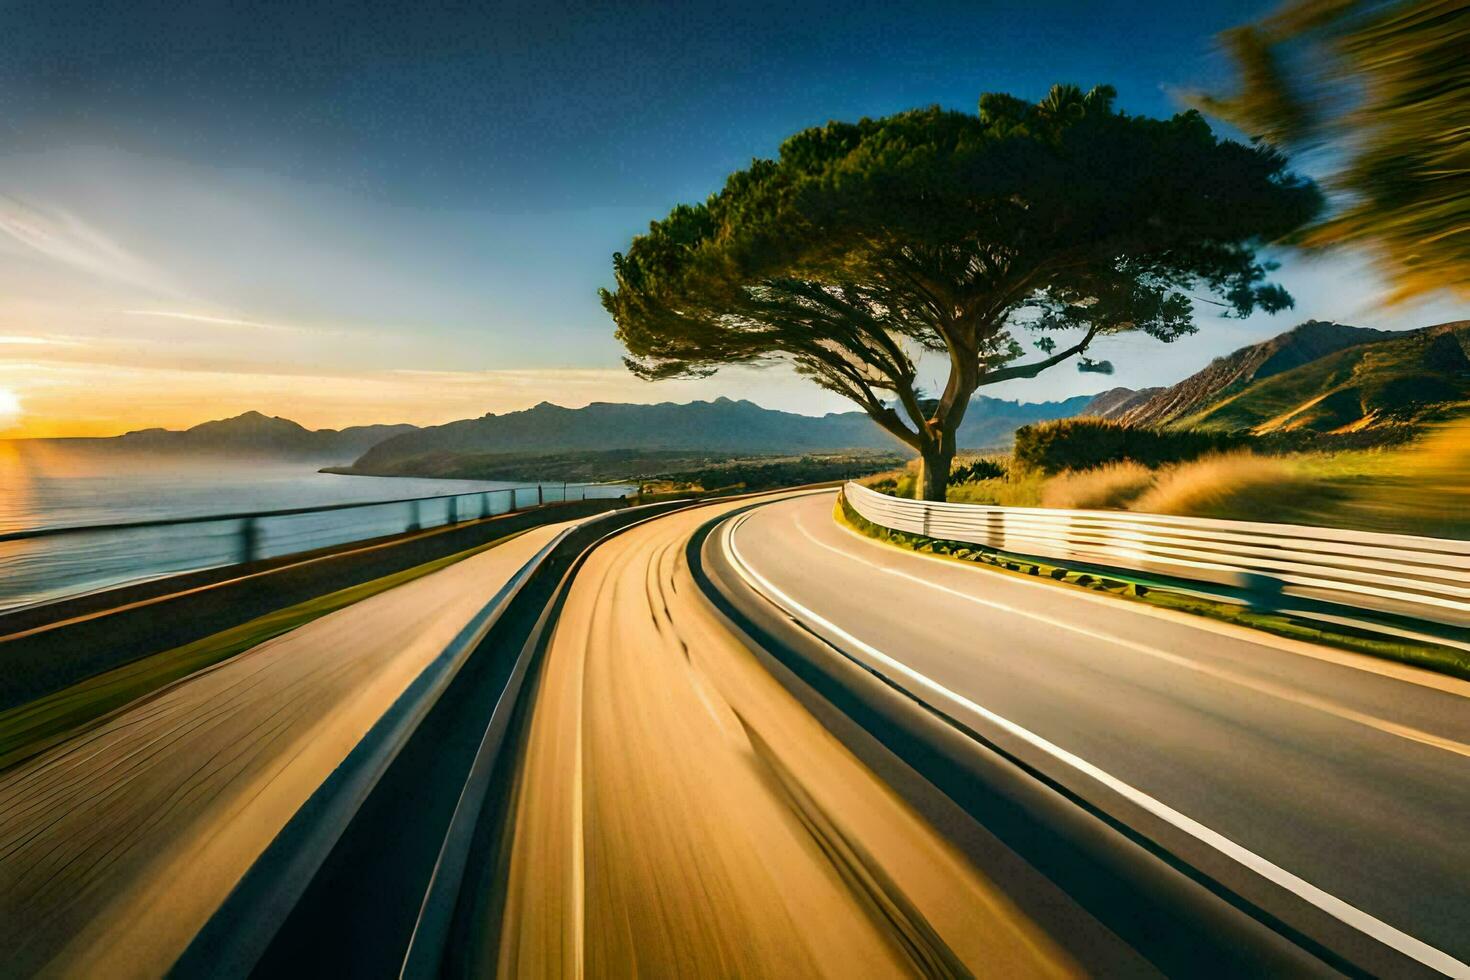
left=348, top=394, right=1094, bottom=473
left=1118, top=321, right=1470, bottom=433
left=1114, top=321, right=1398, bottom=428
left=1081, top=387, right=1166, bottom=419
left=52, top=412, right=419, bottom=461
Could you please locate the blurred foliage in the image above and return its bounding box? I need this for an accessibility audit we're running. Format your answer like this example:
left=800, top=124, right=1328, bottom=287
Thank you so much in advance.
left=1196, top=0, right=1469, bottom=301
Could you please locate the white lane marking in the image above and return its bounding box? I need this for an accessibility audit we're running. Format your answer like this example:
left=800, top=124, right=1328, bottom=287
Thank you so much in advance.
left=786, top=506, right=1470, bottom=759
left=721, top=512, right=1470, bottom=978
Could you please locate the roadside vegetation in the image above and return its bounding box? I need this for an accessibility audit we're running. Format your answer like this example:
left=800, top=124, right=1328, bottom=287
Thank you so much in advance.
left=651, top=452, right=902, bottom=494
left=330, top=447, right=901, bottom=492
left=863, top=416, right=1470, bottom=539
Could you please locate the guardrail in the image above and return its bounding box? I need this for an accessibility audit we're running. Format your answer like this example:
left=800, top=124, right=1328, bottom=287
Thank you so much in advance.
left=844, top=481, right=1470, bottom=629
left=0, top=482, right=631, bottom=613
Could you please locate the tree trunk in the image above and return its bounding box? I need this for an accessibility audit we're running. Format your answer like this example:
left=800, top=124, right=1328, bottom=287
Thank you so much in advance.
left=918, top=444, right=954, bottom=502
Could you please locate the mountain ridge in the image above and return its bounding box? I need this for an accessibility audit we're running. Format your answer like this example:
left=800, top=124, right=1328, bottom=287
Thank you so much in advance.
left=1084, top=320, right=1470, bottom=434
left=25, top=411, right=420, bottom=462
left=1107, top=321, right=1397, bottom=427
left=350, top=394, right=1095, bottom=470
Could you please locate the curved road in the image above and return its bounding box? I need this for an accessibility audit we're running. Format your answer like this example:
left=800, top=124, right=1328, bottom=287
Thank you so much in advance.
left=719, top=490, right=1470, bottom=975
left=494, top=494, right=1139, bottom=978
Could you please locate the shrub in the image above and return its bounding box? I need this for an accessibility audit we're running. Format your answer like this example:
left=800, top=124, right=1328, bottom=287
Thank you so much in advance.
left=1130, top=452, right=1320, bottom=519
left=1041, top=462, right=1156, bottom=510
left=951, top=457, right=1007, bottom=483
left=1014, top=418, right=1245, bottom=474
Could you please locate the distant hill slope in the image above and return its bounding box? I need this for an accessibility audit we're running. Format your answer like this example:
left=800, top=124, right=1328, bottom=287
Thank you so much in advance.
left=350, top=395, right=1093, bottom=472
left=1116, top=321, right=1397, bottom=428
left=1168, top=321, right=1470, bottom=433
left=1081, top=387, right=1166, bottom=419
left=45, top=412, right=419, bottom=461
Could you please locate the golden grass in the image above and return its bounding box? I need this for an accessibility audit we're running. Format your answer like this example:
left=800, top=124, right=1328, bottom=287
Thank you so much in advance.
left=858, top=418, right=1470, bottom=538
left=1040, top=462, right=1155, bottom=510
left=1131, top=452, right=1302, bottom=518
left=1123, top=455, right=1334, bottom=525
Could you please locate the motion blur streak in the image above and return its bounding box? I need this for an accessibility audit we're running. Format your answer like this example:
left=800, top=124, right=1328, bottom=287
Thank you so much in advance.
left=0, top=523, right=572, bottom=977
left=494, top=496, right=1079, bottom=978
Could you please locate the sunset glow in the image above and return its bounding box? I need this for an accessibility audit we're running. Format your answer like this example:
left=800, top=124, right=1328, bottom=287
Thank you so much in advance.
left=0, top=386, right=21, bottom=430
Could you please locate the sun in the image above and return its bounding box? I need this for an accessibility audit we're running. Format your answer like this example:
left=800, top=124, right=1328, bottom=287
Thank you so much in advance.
left=0, top=387, right=22, bottom=428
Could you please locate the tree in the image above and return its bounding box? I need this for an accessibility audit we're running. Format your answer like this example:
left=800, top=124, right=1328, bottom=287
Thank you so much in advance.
left=1194, top=0, right=1468, bottom=302
left=603, top=85, right=1320, bottom=500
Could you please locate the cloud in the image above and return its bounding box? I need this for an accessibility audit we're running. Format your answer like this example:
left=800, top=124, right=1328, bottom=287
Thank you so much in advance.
left=0, top=335, right=84, bottom=346
left=120, top=310, right=322, bottom=333
left=0, top=194, right=180, bottom=297
left=0, top=359, right=851, bottom=438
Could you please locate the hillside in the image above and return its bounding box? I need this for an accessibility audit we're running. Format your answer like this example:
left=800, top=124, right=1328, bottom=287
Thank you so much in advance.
left=1171, top=322, right=1470, bottom=434
left=42, top=412, right=419, bottom=461
left=1115, top=321, right=1396, bottom=427
left=1082, top=387, right=1165, bottom=419
left=348, top=395, right=1093, bottom=473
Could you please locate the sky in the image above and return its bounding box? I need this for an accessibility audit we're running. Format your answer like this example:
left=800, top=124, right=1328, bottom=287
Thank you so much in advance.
left=0, top=0, right=1464, bottom=437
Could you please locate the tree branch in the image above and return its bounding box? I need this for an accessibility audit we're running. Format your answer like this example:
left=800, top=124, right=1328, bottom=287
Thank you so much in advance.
left=974, top=325, right=1101, bottom=386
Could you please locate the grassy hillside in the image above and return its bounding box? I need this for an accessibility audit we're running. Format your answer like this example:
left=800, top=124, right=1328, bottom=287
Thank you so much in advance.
left=1173, top=322, right=1470, bottom=433
left=1117, top=321, right=1394, bottom=427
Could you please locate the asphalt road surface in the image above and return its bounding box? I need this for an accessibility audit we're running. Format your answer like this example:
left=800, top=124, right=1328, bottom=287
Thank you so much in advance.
left=720, top=490, right=1470, bottom=976
left=0, top=521, right=575, bottom=978
left=494, top=494, right=1109, bottom=978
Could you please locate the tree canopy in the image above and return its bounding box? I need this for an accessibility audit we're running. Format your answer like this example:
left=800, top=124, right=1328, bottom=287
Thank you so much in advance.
left=1195, top=0, right=1468, bottom=302
left=603, top=84, right=1321, bottom=499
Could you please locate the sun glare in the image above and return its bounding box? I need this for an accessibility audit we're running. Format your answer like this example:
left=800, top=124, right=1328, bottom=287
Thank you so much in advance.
left=0, top=387, right=23, bottom=426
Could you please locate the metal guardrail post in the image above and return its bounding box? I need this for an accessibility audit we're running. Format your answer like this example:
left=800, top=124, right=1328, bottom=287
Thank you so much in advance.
left=238, top=518, right=260, bottom=564
left=407, top=500, right=422, bottom=532
left=480, top=492, right=489, bottom=519
left=508, top=488, right=518, bottom=512
left=448, top=497, right=458, bottom=525
left=537, top=484, right=544, bottom=507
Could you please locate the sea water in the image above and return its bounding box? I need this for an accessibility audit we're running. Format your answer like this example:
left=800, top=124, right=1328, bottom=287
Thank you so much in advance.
left=0, top=442, right=628, bottom=611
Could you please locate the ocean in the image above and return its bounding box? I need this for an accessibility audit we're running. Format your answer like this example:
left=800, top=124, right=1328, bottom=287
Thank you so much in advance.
left=0, top=442, right=629, bottom=611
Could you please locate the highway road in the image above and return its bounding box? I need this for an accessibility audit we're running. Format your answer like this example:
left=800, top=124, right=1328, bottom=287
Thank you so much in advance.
left=493, top=494, right=1139, bottom=978
left=717, top=490, right=1470, bottom=975
left=0, top=521, right=576, bottom=978
left=4, top=487, right=1466, bottom=976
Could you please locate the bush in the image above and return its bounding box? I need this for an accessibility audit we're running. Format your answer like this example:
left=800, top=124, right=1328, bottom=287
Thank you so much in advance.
left=1014, top=418, right=1245, bottom=473
left=1041, top=461, right=1156, bottom=510
left=951, top=457, right=1007, bottom=483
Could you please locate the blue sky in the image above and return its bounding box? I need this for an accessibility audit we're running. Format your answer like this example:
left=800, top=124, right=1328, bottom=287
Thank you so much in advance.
left=0, top=0, right=1464, bottom=435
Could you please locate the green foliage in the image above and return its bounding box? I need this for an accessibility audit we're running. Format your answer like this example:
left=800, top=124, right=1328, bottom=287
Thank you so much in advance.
left=654, top=453, right=903, bottom=492
left=603, top=83, right=1320, bottom=499
left=342, top=447, right=899, bottom=487
left=1196, top=0, right=1469, bottom=302
left=951, top=457, right=1007, bottom=483
left=1014, top=418, right=1247, bottom=473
